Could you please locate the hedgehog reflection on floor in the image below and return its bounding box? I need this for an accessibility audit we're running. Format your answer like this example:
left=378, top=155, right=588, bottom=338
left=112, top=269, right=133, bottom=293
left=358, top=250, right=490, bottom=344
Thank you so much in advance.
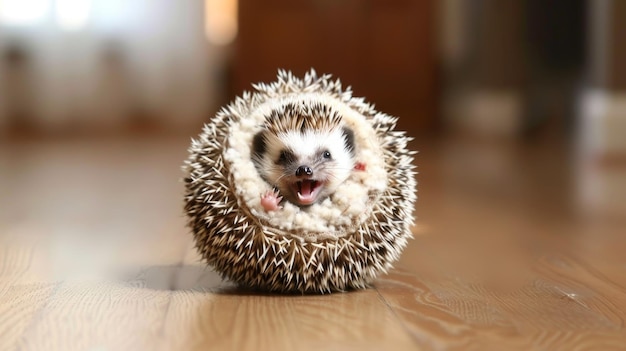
left=252, top=103, right=366, bottom=211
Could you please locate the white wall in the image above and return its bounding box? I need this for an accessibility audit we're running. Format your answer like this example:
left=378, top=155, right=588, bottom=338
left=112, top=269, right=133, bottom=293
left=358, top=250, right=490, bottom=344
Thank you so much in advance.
left=0, top=0, right=220, bottom=133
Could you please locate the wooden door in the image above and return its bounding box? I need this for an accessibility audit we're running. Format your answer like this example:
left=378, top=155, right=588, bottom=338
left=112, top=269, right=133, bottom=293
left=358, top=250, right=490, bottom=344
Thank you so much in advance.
left=233, top=0, right=439, bottom=136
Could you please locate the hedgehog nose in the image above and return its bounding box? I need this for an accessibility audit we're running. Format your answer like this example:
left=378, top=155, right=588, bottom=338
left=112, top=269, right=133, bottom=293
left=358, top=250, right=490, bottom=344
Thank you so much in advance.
left=295, top=166, right=313, bottom=177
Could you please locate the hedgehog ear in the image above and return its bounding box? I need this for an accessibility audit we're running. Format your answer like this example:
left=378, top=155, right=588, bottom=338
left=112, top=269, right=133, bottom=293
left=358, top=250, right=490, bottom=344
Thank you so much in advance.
left=342, top=127, right=355, bottom=155
left=252, top=131, right=267, bottom=160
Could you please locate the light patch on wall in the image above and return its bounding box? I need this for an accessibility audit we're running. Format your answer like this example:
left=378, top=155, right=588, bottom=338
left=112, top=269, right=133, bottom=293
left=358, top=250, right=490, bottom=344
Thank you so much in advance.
left=205, top=0, right=237, bottom=45
left=0, top=0, right=50, bottom=26
left=55, top=0, right=90, bottom=30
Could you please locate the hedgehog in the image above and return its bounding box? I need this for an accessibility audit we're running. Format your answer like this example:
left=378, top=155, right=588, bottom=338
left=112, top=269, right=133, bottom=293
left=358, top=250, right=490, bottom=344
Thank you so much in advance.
left=251, top=104, right=357, bottom=210
left=183, top=69, right=417, bottom=293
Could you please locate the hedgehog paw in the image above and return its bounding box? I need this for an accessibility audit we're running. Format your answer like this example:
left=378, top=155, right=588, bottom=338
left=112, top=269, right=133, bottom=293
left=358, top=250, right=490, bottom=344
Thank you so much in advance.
left=261, top=189, right=283, bottom=212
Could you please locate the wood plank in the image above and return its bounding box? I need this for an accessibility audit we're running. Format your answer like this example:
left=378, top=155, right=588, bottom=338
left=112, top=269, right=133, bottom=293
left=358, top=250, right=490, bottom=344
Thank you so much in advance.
left=162, top=289, right=417, bottom=351
left=2, top=135, right=626, bottom=350
left=0, top=245, right=417, bottom=351
left=376, top=249, right=626, bottom=350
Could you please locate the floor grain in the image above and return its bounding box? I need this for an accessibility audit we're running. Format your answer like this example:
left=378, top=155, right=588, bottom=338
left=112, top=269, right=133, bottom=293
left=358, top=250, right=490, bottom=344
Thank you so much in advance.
left=1, top=135, right=625, bottom=350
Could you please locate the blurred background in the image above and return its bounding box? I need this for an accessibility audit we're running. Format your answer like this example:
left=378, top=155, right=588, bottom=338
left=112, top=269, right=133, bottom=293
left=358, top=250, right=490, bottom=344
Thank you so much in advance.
left=0, top=0, right=618, bottom=138
left=2, top=4, right=626, bottom=349
left=0, top=0, right=624, bottom=267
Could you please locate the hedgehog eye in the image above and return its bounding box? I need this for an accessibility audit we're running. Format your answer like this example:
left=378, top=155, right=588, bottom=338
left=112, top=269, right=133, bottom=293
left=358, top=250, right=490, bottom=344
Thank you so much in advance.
left=323, top=150, right=332, bottom=159
left=277, top=150, right=295, bottom=165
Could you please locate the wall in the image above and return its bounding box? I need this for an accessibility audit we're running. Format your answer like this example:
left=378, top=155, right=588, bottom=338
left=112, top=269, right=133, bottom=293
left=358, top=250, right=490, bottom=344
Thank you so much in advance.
left=0, top=0, right=218, bottom=135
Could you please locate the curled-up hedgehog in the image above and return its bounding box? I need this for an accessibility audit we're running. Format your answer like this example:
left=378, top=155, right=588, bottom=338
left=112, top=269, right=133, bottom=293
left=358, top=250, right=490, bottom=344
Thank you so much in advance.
left=183, top=69, right=416, bottom=293
left=252, top=104, right=359, bottom=210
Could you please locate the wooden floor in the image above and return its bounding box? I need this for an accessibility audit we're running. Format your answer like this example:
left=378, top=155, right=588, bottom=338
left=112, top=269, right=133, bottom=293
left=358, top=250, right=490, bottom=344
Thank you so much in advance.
left=1, top=134, right=625, bottom=350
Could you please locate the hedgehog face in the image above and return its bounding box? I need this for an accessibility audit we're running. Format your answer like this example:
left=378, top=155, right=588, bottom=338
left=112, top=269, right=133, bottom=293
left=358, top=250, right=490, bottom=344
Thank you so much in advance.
left=253, top=127, right=355, bottom=206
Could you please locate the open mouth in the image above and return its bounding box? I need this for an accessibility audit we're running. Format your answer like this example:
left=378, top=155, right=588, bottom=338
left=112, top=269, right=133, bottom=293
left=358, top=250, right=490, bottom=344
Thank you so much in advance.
left=291, top=179, right=324, bottom=205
